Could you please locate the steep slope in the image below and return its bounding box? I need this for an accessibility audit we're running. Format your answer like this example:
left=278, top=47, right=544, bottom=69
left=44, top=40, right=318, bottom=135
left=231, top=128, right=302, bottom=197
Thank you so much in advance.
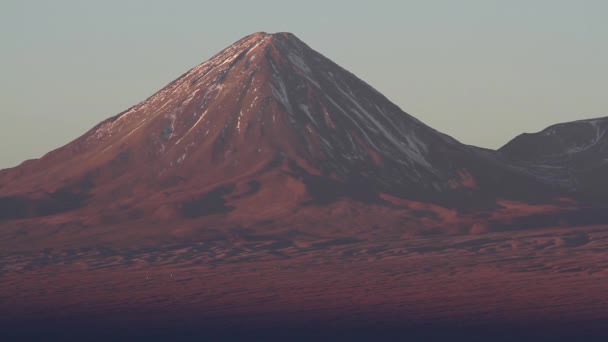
left=499, top=117, right=608, bottom=200
left=0, top=32, right=557, bottom=226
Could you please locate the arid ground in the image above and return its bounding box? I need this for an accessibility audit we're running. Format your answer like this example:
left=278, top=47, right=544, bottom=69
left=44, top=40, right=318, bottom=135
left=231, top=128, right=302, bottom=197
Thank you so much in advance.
left=2, top=223, right=607, bottom=340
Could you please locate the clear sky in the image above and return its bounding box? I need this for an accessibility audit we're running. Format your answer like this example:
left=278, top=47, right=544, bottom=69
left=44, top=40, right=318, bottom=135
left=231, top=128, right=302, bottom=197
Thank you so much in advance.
left=1, top=0, right=607, bottom=168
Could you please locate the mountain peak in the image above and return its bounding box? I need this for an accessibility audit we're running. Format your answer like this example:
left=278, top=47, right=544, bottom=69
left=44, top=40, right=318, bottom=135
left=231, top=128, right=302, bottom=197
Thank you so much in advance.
left=0, top=31, right=558, bottom=222
left=186, top=31, right=312, bottom=85
left=221, top=31, right=306, bottom=54
left=244, top=31, right=299, bottom=39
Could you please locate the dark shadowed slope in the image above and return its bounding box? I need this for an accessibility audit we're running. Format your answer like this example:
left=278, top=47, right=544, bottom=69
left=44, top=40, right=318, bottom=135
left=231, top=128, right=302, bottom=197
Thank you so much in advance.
left=500, top=116, right=608, bottom=200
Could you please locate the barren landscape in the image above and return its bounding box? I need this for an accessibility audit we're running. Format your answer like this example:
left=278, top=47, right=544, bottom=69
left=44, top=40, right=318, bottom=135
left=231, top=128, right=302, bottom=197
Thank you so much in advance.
left=3, top=223, right=608, bottom=339
left=2, top=32, right=608, bottom=340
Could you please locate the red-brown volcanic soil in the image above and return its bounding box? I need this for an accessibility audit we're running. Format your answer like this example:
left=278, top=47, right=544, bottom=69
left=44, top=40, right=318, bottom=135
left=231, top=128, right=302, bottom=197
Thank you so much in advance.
left=2, top=222, right=608, bottom=339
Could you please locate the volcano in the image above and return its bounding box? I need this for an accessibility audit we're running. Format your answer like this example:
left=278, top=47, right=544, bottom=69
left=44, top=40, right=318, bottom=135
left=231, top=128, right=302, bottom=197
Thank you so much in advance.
left=0, top=32, right=557, bottom=231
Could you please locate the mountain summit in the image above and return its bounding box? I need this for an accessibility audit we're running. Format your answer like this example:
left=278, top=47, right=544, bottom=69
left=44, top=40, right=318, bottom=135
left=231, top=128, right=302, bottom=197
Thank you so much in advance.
left=0, top=32, right=554, bottom=226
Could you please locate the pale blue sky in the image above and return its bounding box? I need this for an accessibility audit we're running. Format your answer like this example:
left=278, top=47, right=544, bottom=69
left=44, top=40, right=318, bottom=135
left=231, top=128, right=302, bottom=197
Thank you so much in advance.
left=1, top=0, right=607, bottom=168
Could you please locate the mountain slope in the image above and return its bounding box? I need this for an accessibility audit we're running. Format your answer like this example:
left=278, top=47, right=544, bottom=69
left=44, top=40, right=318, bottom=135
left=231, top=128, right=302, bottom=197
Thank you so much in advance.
left=499, top=117, right=608, bottom=199
left=0, top=32, right=558, bottom=227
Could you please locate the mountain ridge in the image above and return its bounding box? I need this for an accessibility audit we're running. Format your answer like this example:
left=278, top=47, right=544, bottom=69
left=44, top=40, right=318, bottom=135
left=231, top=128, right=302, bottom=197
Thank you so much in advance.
left=0, top=32, right=585, bottom=237
left=499, top=115, right=608, bottom=200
